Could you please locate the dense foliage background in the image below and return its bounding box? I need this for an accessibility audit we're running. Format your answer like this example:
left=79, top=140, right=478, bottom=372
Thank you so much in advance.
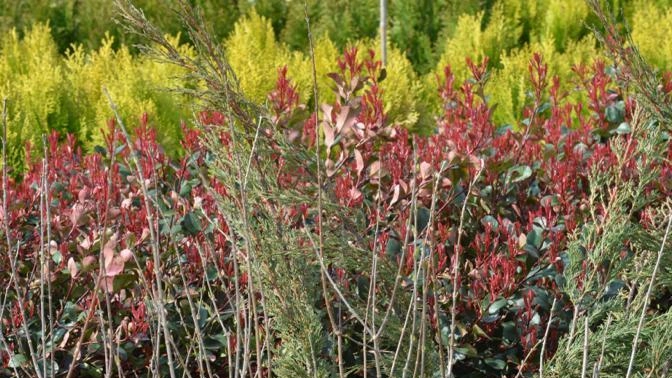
left=0, top=0, right=672, bottom=377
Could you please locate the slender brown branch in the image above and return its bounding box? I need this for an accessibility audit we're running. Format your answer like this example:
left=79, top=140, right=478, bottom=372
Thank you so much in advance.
left=446, top=161, right=484, bottom=377
left=626, top=209, right=672, bottom=378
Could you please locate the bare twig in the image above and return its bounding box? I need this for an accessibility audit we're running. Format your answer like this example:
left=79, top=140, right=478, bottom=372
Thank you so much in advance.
left=302, top=1, right=346, bottom=376
left=1, top=98, right=21, bottom=378
left=626, top=210, right=672, bottom=378
left=446, top=162, right=484, bottom=377
left=1, top=99, right=43, bottom=377
left=379, top=0, right=387, bottom=66
left=593, top=314, right=612, bottom=378
left=103, top=87, right=178, bottom=378
left=538, top=297, right=558, bottom=377
left=581, top=312, right=590, bottom=378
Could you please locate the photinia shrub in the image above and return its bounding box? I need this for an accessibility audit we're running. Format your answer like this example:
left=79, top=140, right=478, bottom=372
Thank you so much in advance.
left=0, top=113, right=238, bottom=375
left=253, top=46, right=671, bottom=375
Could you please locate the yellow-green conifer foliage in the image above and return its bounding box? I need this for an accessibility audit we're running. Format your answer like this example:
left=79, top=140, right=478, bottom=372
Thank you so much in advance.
left=381, top=46, right=423, bottom=128
left=0, top=24, right=68, bottom=169
left=630, top=1, right=672, bottom=70
left=487, top=40, right=556, bottom=127
left=225, top=10, right=290, bottom=104
left=65, top=33, right=192, bottom=151
left=225, top=10, right=340, bottom=106
left=0, top=24, right=193, bottom=170
left=499, top=0, right=590, bottom=49
left=487, top=36, right=598, bottom=127
left=225, top=11, right=421, bottom=128
left=435, top=5, right=522, bottom=84
left=430, top=0, right=598, bottom=128
left=352, top=39, right=423, bottom=128
left=542, top=0, right=590, bottom=51
left=285, top=35, right=339, bottom=105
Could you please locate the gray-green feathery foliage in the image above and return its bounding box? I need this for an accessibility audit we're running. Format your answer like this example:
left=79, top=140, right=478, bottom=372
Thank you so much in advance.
left=544, top=2, right=672, bottom=375
left=544, top=108, right=672, bottom=377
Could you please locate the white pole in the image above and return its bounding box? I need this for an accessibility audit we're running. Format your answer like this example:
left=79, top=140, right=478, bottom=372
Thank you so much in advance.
left=380, top=0, right=387, bottom=66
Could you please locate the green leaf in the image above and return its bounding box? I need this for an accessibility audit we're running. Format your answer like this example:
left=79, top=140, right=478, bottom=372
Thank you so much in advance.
left=117, top=347, right=128, bottom=361
left=415, top=207, right=430, bottom=232
left=603, top=279, right=625, bottom=299
left=508, top=165, right=532, bottom=183
left=206, top=265, right=218, bottom=282
left=526, top=229, right=542, bottom=248
left=454, top=345, right=478, bottom=358
left=52, top=250, right=63, bottom=265
left=179, top=181, right=192, bottom=197
left=524, top=244, right=540, bottom=259
left=51, top=181, right=66, bottom=193
left=113, top=273, right=137, bottom=292
left=377, top=68, right=387, bottom=82
left=484, top=358, right=506, bottom=370
left=204, top=334, right=229, bottom=350
left=481, top=215, right=499, bottom=231
left=8, top=354, right=27, bottom=368
left=385, top=237, right=401, bottom=260
left=488, top=298, right=508, bottom=314
left=540, top=195, right=561, bottom=208
left=614, top=122, right=631, bottom=134
left=49, top=327, right=67, bottom=346
left=472, top=323, right=491, bottom=339
left=181, top=212, right=202, bottom=236
left=525, top=264, right=557, bottom=281
left=502, top=321, right=517, bottom=343
left=186, top=151, right=201, bottom=166
left=93, top=145, right=107, bottom=156
left=80, top=361, right=103, bottom=377
left=605, top=101, right=625, bottom=124
left=37, top=358, right=59, bottom=376
left=555, top=274, right=566, bottom=288
left=198, top=305, right=209, bottom=329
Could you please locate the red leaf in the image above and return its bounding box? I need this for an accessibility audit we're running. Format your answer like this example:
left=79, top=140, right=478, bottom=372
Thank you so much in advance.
left=420, top=162, right=432, bottom=180
left=354, top=149, right=364, bottom=177
left=120, top=249, right=133, bottom=263
left=68, top=257, right=78, bottom=278
left=105, top=256, right=125, bottom=277
left=369, top=160, right=381, bottom=181
left=389, top=184, right=401, bottom=207
left=82, top=255, right=96, bottom=268
left=100, top=276, right=115, bottom=293
left=323, top=122, right=335, bottom=148
left=78, top=186, right=90, bottom=203
left=103, top=240, right=115, bottom=270
left=335, top=106, right=356, bottom=133
left=70, top=203, right=84, bottom=227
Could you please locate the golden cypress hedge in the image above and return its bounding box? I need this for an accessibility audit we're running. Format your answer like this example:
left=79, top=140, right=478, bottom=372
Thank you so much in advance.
left=3, top=0, right=672, bottom=170
left=0, top=24, right=193, bottom=170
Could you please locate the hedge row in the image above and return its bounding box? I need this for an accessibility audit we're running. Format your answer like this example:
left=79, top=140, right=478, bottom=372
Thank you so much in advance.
left=4, top=0, right=672, bottom=171
left=2, top=0, right=672, bottom=74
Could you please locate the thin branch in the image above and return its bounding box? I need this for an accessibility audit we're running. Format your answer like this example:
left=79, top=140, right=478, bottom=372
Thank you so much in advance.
left=103, top=87, right=178, bottom=378
left=446, top=162, right=484, bottom=377
left=626, top=210, right=672, bottom=378
left=303, top=1, right=346, bottom=376
left=581, top=312, right=590, bottom=378
left=593, top=314, right=612, bottom=378
left=538, top=297, right=558, bottom=378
